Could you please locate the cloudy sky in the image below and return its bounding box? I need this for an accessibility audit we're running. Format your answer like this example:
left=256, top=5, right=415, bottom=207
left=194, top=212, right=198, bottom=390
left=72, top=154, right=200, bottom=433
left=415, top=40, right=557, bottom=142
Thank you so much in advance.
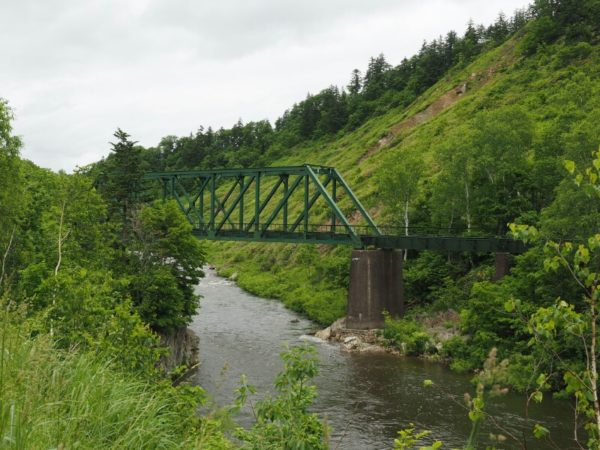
left=1, top=0, right=530, bottom=171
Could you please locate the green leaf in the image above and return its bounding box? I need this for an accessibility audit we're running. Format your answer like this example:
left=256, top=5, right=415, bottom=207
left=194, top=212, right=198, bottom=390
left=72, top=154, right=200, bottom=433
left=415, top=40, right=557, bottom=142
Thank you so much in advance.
left=564, top=160, right=576, bottom=174
left=536, top=374, right=546, bottom=388
left=533, top=423, right=550, bottom=439
left=504, top=299, right=515, bottom=313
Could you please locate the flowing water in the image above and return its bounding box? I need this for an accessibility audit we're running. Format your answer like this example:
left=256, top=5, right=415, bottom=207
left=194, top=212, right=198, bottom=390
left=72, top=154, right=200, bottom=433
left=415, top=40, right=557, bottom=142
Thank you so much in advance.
left=190, top=269, right=578, bottom=449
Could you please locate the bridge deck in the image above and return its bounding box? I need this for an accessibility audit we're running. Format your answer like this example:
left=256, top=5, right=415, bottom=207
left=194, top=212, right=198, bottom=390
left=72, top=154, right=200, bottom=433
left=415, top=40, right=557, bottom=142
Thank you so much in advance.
left=192, top=229, right=525, bottom=253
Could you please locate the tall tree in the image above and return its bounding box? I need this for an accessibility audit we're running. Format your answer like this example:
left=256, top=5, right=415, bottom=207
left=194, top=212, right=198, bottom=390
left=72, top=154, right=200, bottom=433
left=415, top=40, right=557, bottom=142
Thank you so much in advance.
left=347, top=69, right=362, bottom=96
left=130, top=201, right=206, bottom=332
left=100, top=129, right=143, bottom=241
left=0, top=99, right=22, bottom=285
left=378, top=150, right=425, bottom=239
left=363, top=54, right=391, bottom=100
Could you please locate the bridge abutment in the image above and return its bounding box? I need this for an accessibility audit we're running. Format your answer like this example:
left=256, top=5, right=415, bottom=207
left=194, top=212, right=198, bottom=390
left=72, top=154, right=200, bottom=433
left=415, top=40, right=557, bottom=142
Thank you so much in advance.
left=346, top=249, right=404, bottom=329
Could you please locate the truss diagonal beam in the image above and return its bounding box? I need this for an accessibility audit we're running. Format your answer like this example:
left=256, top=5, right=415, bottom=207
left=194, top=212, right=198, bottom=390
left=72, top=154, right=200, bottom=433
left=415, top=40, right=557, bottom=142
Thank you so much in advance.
left=144, top=165, right=526, bottom=253
left=333, top=169, right=381, bottom=236
left=260, top=175, right=303, bottom=233
left=305, top=166, right=362, bottom=246
left=245, top=176, right=285, bottom=232
left=213, top=178, right=238, bottom=227
left=215, top=176, right=255, bottom=232
left=289, top=175, right=332, bottom=233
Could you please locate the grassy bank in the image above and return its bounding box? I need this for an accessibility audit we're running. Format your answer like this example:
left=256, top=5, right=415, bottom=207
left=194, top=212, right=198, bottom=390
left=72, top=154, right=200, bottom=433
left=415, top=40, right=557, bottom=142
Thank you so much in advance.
left=208, top=242, right=350, bottom=325
left=0, top=308, right=231, bottom=449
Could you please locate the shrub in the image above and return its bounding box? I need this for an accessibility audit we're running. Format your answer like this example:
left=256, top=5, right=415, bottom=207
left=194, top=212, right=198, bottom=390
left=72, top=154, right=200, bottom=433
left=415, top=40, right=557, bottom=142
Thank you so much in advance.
left=234, top=344, right=327, bottom=449
left=383, top=315, right=431, bottom=355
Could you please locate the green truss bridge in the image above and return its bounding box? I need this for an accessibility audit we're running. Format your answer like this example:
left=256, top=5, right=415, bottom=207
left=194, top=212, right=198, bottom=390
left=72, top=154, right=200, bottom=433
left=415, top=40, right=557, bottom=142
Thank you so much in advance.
left=144, top=165, right=524, bottom=329
left=144, top=164, right=524, bottom=254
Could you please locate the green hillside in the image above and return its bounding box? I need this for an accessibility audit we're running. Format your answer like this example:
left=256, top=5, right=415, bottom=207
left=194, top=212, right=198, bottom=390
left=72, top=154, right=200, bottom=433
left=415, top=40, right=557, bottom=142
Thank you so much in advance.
left=209, top=17, right=600, bottom=327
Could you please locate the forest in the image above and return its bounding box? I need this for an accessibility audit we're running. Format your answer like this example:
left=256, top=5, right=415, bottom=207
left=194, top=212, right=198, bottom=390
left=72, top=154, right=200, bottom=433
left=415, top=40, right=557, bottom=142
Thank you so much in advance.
left=1, top=0, right=600, bottom=448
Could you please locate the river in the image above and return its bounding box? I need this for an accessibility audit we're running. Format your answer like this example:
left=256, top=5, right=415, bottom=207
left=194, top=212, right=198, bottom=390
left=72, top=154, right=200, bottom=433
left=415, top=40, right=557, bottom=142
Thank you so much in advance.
left=190, top=269, right=578, bottom=449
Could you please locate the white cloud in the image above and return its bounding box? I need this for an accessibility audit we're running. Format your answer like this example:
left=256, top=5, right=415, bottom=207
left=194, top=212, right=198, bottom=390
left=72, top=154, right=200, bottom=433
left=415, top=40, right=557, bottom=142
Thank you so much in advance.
left=0, top=0, right=531, bottom=171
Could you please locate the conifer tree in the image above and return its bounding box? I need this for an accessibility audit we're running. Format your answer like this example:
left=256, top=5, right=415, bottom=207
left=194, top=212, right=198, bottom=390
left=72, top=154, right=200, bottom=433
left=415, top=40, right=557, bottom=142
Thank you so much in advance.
left=347, top=69, right=362, bottom=96
left=101, top=128, right=143, bottom=242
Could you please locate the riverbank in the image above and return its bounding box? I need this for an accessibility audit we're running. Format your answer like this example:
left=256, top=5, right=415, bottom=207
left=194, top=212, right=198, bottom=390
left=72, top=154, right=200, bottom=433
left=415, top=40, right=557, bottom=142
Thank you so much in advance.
left=313, top=310, right=461, bottom=360
left=192, top=268, right=576, bottom=450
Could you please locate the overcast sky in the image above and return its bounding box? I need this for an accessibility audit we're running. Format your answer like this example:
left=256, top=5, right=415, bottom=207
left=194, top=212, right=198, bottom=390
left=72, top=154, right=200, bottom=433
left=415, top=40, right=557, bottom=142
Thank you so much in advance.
left=1, top=0, right=530, bottom=172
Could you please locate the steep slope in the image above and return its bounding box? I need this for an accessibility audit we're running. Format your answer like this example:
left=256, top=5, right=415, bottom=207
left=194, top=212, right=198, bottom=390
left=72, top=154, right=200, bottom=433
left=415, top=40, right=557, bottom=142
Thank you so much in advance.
left=209, top=26, right=600, bottom=325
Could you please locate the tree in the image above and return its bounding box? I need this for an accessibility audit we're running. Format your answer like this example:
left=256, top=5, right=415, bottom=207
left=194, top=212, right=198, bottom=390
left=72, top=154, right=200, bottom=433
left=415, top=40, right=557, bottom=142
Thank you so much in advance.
left=0, top=100, right=22, bottom=283
left=486, top=12, right=510, bottom=44
left=378, top=151, right=425, bottom=238
left=129, top=200, right=206, bottom=332
left=429, top=126, right=476, bottom=233
left=470, top=107, right=534, bottom=235
left=459, top=19, right=483, bottom=62
left=510, top=149, right=600, bottom=448
left=363, top=54, right=391, bottom=100
left=347, top=69, right=362, bottom=96
left=99, top=129, right=143, bottom=241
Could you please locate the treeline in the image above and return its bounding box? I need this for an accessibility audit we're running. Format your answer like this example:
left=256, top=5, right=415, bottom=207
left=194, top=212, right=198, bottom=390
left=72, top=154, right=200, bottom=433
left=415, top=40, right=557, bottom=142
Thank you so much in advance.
left=119, top=0, right=599, bottom=177
left=90, top=7, right=532, bottom=176
left=274, top=11, right=528, bottom=145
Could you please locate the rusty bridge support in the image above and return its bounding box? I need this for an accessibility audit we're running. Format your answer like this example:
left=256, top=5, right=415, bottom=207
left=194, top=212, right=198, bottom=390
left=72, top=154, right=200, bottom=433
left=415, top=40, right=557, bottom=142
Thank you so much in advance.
left=346, top=249, right=404, bottom=329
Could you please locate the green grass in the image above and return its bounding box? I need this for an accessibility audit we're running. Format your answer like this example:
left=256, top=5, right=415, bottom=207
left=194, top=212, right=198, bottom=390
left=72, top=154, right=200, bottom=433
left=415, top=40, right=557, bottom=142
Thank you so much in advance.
left=0, top=309, right=231, bottom=449
left=211, top=243, right=348, bottom=325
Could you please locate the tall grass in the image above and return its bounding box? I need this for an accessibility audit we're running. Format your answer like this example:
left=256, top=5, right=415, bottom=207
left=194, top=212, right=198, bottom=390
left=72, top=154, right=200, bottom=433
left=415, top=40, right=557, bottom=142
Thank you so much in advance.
left=0, top=307, right=231, bottom=449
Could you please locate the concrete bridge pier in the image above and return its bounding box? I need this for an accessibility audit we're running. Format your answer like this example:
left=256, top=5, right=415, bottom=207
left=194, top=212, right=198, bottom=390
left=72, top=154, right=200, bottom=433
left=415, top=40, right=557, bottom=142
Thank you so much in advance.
left=346, top=249, right=404, bottom=329
left=493, top=252, right=512, bottom=281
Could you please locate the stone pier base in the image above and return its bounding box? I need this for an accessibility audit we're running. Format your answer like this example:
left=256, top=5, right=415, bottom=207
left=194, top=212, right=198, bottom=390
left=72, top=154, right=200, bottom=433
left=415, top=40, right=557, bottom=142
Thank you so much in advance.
left=346, top=249, right=404, bottom=329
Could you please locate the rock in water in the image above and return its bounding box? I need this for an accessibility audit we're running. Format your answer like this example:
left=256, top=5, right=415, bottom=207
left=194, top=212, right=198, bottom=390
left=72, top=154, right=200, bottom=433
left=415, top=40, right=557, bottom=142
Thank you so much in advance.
left=315, top=326, right=331, bottom=340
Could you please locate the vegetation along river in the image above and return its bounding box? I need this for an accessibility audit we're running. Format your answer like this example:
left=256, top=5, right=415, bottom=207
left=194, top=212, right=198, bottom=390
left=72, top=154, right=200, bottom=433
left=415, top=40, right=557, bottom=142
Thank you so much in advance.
left=190, top=269, right=577, bottom=449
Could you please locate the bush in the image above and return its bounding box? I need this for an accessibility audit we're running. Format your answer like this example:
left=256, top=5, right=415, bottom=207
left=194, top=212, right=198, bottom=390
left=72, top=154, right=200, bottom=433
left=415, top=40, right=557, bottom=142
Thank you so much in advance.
left=440, top=335, right=477, bottom=372
left=403, top=252, right=455, bottom=305
left=554, top=42, right=593, bottom=67
left=234, top=344, right=327, bottom=450
left=33, top=268, right=162, bottom=376
left=383, top=315, right=431, bottom=355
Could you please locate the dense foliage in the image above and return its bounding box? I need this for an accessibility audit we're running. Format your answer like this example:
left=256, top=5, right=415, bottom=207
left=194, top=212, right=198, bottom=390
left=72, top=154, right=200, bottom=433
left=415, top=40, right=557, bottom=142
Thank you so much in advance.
left=3, top=0, right=600, bottom=447
left=0, top=101, right=327, bottom=448
left=0, top=101, right=234, bottom=446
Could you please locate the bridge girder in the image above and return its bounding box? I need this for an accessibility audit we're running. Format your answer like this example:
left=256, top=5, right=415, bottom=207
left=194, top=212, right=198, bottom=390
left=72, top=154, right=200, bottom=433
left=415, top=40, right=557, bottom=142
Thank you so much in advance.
left=144, top=164, right=381, bottom=248
left=144, top=165, right=526, bottom=253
